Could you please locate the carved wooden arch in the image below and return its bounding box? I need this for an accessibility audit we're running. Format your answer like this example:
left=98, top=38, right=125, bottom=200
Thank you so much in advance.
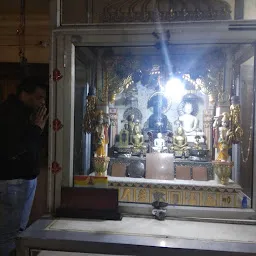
left=102, top=0, right=231, bottom=23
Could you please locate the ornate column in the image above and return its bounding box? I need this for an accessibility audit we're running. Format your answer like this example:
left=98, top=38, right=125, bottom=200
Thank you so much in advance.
left=96, top=49, right=109, bottom=156
left=203, top=106, right=214, bottom=154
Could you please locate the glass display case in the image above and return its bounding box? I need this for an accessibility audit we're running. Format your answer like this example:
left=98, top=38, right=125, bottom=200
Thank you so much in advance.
left=14, top=1, right=256, bottom=256
left=71, top=43, right=254, bottom=211
left=47, top=0, right=256, bottom=220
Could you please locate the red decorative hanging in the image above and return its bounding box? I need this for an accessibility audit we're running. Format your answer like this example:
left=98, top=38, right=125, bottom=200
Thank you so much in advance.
left=52, top=118, right=63, bottom=132
left=53, top=68, right=63, bottom=82
left=51, top=161, right=62, bottom=174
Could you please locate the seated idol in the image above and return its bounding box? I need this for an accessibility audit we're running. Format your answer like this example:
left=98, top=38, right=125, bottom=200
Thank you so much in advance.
left=152, top=133, right=167, bottom=153
left=172, top=126, right=190, bottom=152
left=131, top=123, right=144, bottom=148
left=179, top=102, right=199, bottom=134
left=217, top=113, right=231, bottom=161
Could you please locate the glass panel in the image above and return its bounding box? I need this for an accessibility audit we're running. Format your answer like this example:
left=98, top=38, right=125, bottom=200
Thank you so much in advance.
left=73, top=53, right=96, bottom=175
left=239, top=56, right=254, bottom=203
left=73, top=44, right=254, bottom=210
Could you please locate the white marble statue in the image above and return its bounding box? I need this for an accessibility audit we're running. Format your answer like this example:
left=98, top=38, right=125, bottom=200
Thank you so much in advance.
left=152, top=133, right=167, bottom=152
left=179, top=103, right=199, bottom=134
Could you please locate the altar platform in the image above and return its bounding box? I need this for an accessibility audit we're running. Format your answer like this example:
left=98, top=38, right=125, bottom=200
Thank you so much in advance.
left=109, top=176, right=243, bottom=207
left=74, top=175, right=246, bottom=208
left=17, top=217, right=256, bottom=255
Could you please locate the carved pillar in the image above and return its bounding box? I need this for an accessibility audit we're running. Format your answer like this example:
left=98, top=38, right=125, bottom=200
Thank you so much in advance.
left=96, top=49, right=109, bottom=156
left=203, top=107, right=214, bottom=154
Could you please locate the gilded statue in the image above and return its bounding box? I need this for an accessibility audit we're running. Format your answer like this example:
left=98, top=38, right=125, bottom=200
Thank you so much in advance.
left=131, top=123, right=144, bottom=148
left=179, top=103, right=199, bottom=134
left=128, top=114, right=135, bottom=135
left=216, top=112, right=231, bottom=161
left=94, top=111, right=109, bottom=157
left=213, top=96, right=243, bottom=162
left=228, top=96, right=243, bottom=144
left=172, top=126, right=189, bottom=151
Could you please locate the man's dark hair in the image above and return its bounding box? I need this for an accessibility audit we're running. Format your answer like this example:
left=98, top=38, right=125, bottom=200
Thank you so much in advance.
left=17, top=76, right=47, bottom=96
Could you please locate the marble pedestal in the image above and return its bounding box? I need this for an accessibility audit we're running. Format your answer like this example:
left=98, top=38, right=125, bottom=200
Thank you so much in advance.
left=74, top=174, right=246, bottom=208
left=108, top=176, right=244, bottom=208
left=90, top=155, right=248, bottom=208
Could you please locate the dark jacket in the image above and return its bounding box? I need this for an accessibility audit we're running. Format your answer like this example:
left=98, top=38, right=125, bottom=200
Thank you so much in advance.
left=0, top=95, right=42, bottom=180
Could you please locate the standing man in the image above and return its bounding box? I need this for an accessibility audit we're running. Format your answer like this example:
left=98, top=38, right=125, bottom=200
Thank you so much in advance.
left=0, top=77, right=48, bottom=255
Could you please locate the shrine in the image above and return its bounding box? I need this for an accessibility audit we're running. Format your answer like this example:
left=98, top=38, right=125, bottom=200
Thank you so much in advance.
left=43, top=0, right=256, bottom=217
left=16, top=0, right=256, bottom=255
left=74, top=42, right=246, bottom=208
left=70, top=29, right=253, bottom=210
